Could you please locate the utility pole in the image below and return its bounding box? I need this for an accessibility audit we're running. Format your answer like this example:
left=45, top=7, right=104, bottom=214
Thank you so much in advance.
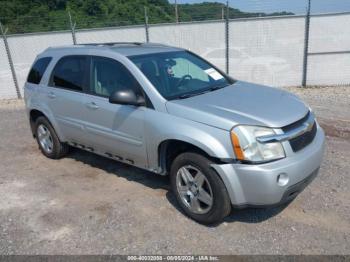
left=68, top=11, right=77, bottom=45
left=222, top=7, right=225, bottom=20
left=0, top=21, right=21, bottom=99
left=175, top=0, right=179, bottom=23
left=302, top=0, right=311, bottom=87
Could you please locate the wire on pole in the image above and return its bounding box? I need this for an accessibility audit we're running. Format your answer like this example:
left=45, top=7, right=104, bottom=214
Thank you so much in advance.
left=0, top=21, right=21, bottom=99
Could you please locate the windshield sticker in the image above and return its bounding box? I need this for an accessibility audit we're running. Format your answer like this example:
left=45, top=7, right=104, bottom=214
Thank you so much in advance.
left=205, top=68, right=224, bottom=81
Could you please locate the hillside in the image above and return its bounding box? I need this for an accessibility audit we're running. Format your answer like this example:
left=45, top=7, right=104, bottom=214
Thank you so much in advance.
left=0, top=0, right=294, bottom=34
left=177, top=2, right=293, bottom=21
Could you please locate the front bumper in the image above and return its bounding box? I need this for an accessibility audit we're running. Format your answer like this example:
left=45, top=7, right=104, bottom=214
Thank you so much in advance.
left=211, top=125, right=325, bottom=207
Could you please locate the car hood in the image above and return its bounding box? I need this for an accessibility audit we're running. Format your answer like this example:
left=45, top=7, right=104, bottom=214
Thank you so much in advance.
left=166, top=81, right=309, bottom=131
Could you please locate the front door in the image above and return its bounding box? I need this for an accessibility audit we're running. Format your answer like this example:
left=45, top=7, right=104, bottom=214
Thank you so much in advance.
left=83, top=56, right=148, bottom=168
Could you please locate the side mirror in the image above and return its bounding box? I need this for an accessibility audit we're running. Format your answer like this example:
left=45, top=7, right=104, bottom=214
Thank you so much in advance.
left=109, top=89, right=145, bottom=106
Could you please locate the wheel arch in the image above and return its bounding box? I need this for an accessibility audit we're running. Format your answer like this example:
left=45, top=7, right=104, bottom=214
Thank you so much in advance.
left=28, top=108, right=65, bottom=141
left=157, top=139, right=228, bottom=175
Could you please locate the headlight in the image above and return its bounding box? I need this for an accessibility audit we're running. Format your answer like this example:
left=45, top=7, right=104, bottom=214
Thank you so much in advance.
left=230, top=125, right=285, bottom=163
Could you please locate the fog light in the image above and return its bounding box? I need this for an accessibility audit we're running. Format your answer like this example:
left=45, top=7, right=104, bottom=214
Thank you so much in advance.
left=277, top=173, right=289, bottom=187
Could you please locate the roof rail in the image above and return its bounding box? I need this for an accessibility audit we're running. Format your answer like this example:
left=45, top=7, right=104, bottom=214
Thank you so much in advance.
left=80, top=42, right=144, bottom=46
left=79, top=42, right=170, bottom=48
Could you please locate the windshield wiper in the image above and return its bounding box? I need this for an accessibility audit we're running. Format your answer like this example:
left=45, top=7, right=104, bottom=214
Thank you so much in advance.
left=209, top=84, right=229, bottom=91
left=176, top=84, right=229, bottom=100
left=177, top=92, right=202, bottom=99
left=177, top=90, right=210, bottom=99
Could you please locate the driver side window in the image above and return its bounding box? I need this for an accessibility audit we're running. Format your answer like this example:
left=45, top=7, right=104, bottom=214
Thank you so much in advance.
left=90, top=57, right=141, bottom=97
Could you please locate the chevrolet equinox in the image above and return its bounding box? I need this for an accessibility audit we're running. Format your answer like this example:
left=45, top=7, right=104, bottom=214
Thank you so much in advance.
left=24, top=42, right=325, bottom=224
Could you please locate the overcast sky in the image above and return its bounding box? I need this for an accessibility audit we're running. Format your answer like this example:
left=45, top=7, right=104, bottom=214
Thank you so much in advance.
left=169, top=0, right=350, bottom=14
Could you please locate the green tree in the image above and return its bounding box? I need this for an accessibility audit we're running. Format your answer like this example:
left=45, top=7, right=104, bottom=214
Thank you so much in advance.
left=0, top=0, right=294, bottom=34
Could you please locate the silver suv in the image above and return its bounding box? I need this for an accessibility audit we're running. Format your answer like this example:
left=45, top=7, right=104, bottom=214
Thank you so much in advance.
left=24, top=42, right=325, bottom=224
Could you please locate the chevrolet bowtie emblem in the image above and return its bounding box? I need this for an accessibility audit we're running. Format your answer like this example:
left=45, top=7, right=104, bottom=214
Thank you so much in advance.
left=303, top=121, right=314, bottom=132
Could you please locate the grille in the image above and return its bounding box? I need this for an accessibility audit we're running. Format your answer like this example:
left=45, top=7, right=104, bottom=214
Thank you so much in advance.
left=282, top=112, right=317, bottom=152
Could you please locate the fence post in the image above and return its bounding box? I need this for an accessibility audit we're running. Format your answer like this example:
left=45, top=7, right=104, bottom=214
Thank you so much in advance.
left=144, top=6, right=150, bottom=43
left=175, top=0, right=179, bottom=23
left=68, top=11, right=77, bottom=45
left=225, top=1, right=230, bottom=75
left=0, top=22, right=21, bottom=99
left=302, top=0, right=311, bottom=87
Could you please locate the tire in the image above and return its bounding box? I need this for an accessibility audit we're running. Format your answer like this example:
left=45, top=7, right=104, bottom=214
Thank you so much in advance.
left=34, top=116, right=69, bottom=159
left=170, top=152, right=231, bottom=224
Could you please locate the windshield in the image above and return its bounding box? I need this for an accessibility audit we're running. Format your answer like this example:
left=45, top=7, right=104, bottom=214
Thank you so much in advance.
left=129, top=51, right=232, bottom=100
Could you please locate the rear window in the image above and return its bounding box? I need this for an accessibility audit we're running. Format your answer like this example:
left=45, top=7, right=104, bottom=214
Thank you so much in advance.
left=50, top=56, right=88, bottom=92
left=27, top=57, right=52, bottom=84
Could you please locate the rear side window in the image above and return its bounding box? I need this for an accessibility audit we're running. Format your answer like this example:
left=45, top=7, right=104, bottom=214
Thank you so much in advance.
left=50, top=56, right=88, bottom=92
left=27, top=57, right=52, bottom=84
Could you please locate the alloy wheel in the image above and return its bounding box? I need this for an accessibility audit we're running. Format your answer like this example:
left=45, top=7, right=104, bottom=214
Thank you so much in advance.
left=176, top=165, right=213, bottom=214
left=37, top=124, right=54, bottom=154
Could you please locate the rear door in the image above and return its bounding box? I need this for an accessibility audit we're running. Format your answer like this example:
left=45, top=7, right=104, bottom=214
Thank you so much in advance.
left=44, top=55, right=90, bottom=145
left=83, top=56, right=148, bottom=168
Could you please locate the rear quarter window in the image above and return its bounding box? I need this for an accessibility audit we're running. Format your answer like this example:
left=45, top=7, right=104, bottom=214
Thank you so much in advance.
left=27, top=57, right=52, bottom=84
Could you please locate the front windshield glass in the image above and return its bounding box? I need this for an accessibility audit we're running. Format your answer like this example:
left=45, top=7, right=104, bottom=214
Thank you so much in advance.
left=129, top=51, right=232, bottom=100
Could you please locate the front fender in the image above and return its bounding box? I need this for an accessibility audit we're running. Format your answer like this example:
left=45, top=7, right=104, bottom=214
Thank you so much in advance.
left=145, top=110, right=234, bottom=171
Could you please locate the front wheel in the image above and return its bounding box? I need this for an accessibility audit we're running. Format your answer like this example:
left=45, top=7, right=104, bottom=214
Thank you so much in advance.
left=170, top=152, right=231, bottom=224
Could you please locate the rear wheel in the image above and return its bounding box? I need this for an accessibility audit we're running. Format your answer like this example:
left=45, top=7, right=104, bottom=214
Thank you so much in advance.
left=35, top=116, right=69, bottom=159
left=170, top=152, right=231, bottom=224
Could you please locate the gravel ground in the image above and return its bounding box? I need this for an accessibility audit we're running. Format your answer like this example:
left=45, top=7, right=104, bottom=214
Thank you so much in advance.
left=0, top=86, right=349, bottom=255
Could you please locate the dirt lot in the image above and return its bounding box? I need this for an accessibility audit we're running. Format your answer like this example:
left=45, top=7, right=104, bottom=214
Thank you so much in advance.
left=0, top=86, right=349, bottom=255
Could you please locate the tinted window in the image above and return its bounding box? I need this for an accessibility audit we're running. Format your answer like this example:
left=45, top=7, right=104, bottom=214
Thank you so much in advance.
left=27, top=57, right=52, bottom=84
left=91, top=57, right=141, bottom=97
left=51, top=56, right=87, bottom=91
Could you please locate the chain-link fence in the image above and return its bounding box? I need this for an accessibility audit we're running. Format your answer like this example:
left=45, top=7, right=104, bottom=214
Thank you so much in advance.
left=0, top=35, right=17, bottom=99
left=307, top=12, right=350, bottom=85
left=1, top=1, right=350, bottom=99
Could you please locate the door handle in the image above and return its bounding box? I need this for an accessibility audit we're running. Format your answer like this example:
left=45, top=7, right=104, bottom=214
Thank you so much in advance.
left=86, top=102, right=99, bottom=110
left=48, top=92, right=56, bottom=99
